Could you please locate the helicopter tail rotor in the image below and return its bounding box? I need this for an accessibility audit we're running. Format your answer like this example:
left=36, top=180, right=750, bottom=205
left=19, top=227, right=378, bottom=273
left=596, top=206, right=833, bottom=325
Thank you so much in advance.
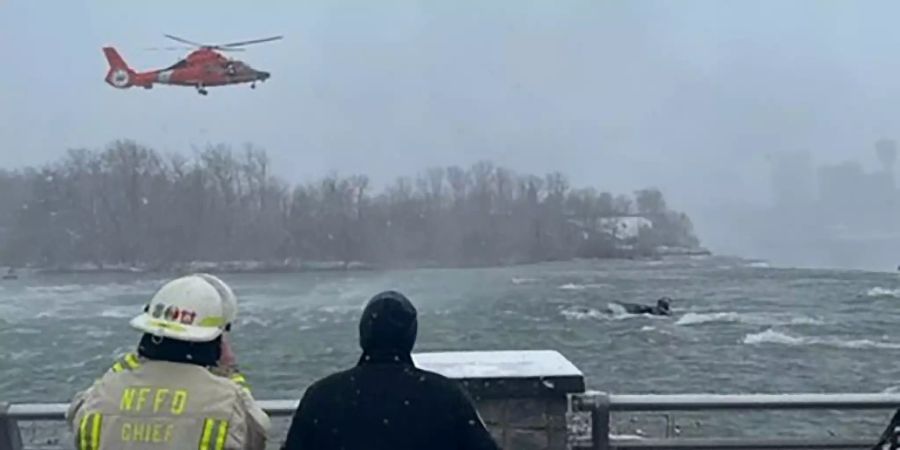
left=102, top=47, right=135, bottom=89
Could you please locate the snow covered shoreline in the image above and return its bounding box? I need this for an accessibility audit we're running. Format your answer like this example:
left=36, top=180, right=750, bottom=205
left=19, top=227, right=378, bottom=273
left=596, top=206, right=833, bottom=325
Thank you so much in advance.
left=31, top=260, right=375, bottom=275
left=25, top=245, right=712, bottom=275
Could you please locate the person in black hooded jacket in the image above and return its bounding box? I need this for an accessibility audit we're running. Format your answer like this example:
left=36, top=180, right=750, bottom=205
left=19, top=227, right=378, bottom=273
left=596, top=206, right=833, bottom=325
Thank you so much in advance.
left=281, top=290, right=501, bottom=450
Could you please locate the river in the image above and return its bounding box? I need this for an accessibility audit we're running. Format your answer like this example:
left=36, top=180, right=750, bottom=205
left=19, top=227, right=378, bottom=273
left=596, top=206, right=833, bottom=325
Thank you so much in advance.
left=2, top=256, right=900, bottom=440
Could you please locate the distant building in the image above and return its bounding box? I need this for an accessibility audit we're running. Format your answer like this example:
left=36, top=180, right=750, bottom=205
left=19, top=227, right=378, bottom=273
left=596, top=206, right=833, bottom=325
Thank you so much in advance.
left=817, top=161, right=866, bottom=210
left=599, top=216, right=653, bottom=240
left=767, top=151, right=815, bottom=208
left=876, top=138, right=897, bottom=190
left=817, top=159, right=898, bottom=231
left=566, top=216, right=653, bottom=241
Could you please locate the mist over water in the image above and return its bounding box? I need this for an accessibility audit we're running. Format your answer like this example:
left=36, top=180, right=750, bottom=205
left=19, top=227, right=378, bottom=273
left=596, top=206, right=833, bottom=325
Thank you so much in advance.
left=4, top=2, right=900, bottom=270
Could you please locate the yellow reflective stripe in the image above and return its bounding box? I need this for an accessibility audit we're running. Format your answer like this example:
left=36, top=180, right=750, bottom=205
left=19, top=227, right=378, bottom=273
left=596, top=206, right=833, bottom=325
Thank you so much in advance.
left=198, top=418, right=229, bottom=450
left=198, top=316, right=224, bottom=327
left=124, top=353, right=140, bottom=369
left=229, top=372, right=251, bottom=392
left=78, top=413, right=101, bottom=450
left=90, top=413, right=102, bottom=450
left=214, top=419, right=229, bottom=450
left=199, top=418, right=215, bottom=450
left=78, top=414, right=90, bottom=450
left=148, top=319, right=187, bottom=331
left=109, top=352, right=140, bottom=373
left=230, top=373, right=247, bottom=387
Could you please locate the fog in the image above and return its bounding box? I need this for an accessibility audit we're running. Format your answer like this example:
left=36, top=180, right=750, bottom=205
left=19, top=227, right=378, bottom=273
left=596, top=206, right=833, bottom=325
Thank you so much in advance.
left=2, top=1, right=900, bottom=270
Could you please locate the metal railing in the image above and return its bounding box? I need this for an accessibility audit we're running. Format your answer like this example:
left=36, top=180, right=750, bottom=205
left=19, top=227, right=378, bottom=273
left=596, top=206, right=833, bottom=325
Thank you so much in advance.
left=0, top=400, right=299, bottom=450
left=4, top=394, right=900, bottom=449
left=570, top=392, right=900, bottom=450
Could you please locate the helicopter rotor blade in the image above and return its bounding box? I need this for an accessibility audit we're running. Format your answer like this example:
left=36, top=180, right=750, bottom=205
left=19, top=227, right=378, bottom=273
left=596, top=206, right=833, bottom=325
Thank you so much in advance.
left=219, top=35, right=283, bottom=48
left=163, top=34, right=205, bottom=47
left=143, top=46, right=194, bottom=51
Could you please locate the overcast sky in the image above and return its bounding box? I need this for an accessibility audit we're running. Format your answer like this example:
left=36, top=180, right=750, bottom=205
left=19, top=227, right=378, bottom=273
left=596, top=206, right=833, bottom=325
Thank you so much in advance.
left=2, top=0, right=900, bottom=214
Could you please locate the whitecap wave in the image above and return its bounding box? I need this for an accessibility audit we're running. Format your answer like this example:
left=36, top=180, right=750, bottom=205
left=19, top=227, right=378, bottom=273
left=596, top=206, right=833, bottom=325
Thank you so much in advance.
left=676, top=312, right=823, bottom=327
left=317, top=304, right=365, bottom=314
left=86, top=329, right=114, bottom=339
left=865, top=287, right=900, bottom=298
left=605, top=303, right=651, bottom=320
left=15, top=328, right=42, bottom=335
left=743, top=329, right=900, bottom=349
left=558, top=283, right=611, bottom=291
left=26, top=284, right=84, bottom=293
left=559, top=283, right=586, bottom=291
left=743, top=329, right=805, bottom=345
left=511, top=277, right=538, bottom=285
left=35, top=310, right=61, bottom=319
left=238, top=316, right=274, bottom=328
left=677, top=312, right=741, bottom=326
left=560, top=306, right=606, bottom=320
left=7, top=350, right=39, bottom=361
left=99, top=308, right=131, bottom=319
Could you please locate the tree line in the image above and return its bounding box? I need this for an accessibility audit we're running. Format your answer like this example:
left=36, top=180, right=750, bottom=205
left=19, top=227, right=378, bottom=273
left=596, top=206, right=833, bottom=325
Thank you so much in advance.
left=0, top=140, right=700, bottom=270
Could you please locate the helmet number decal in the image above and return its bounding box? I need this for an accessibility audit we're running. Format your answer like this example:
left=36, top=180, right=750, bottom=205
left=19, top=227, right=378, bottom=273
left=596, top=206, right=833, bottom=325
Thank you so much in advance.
left=157, top=304, right=198, bottom=325
left=152, top=303, right=165, bottom=318
left=180, top=311, right=197, bottom=325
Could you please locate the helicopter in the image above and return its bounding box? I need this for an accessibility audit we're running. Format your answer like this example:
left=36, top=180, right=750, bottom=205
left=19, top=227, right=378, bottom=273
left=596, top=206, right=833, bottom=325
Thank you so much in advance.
left=102, top=34, right=282, bottom=95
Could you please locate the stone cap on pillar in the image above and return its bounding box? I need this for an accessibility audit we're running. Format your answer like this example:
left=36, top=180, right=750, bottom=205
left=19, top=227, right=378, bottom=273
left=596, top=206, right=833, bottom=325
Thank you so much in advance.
left=412, top=350, right=585, bottom=399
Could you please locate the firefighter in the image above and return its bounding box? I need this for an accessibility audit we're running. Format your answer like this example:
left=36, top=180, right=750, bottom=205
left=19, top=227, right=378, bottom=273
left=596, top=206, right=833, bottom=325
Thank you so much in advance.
left=65, top=273, right=270, bottom=449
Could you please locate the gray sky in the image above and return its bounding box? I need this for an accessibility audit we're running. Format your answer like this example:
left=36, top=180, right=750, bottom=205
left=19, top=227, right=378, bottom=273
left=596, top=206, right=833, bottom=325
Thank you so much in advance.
left=2, top=0, right=900, bottom=214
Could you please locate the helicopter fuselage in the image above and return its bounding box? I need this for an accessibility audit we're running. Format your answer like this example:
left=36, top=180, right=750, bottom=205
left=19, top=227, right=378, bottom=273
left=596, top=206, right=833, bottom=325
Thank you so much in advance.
left=103, top=47, right=271, bottom=95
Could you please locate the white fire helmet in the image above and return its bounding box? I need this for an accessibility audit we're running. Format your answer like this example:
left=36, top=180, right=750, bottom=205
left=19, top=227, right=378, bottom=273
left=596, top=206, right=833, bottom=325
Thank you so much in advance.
left=130, top=273, right=238, bottom=342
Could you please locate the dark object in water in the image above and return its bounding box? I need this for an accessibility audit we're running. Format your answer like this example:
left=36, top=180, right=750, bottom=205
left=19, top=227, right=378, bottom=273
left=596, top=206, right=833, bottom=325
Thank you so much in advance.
left=617, top=297, right=672, bottom=316
left=3, top=267, right=17, bottom=280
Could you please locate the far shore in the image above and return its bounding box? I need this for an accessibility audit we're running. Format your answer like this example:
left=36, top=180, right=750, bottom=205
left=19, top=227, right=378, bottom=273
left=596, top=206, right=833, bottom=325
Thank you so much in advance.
left=5, top=246, right=713, bottom=276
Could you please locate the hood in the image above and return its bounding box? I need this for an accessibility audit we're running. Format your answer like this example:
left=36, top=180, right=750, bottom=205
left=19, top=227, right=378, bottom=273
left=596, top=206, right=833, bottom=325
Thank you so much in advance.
left=137, top=333, right=221, bottom=367
left=358, top=291, right=418, bottom=364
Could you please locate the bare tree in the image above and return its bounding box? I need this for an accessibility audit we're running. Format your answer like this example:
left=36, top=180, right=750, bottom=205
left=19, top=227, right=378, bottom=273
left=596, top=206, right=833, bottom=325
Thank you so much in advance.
left=0, top=140, right=701, bottom=270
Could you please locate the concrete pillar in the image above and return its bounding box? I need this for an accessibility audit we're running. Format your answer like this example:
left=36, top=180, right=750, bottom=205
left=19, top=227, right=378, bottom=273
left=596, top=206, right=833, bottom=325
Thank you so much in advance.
left=0, top=402, right=24, bottom=450
left=414, top=350, right=585, bottom=450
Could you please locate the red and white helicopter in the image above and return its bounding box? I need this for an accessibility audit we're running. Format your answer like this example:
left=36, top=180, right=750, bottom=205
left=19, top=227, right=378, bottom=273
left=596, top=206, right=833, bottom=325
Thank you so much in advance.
left=103, top=34, right=282, bottom=95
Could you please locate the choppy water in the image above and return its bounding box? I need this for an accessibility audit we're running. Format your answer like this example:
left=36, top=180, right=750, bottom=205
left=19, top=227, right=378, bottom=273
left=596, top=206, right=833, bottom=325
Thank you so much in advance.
left=3, top=256, right=900, bottom=440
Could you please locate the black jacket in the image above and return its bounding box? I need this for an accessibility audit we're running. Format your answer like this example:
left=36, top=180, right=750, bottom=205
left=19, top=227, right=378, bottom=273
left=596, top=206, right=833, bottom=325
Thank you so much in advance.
left=281, top=291, right=500, bottom=450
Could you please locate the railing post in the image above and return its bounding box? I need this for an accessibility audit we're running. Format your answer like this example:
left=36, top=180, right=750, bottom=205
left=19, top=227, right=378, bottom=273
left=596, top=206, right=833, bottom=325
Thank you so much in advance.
left=590, top=393, right=610, bottom=450
left=0, top=402, right=24, bottom=450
